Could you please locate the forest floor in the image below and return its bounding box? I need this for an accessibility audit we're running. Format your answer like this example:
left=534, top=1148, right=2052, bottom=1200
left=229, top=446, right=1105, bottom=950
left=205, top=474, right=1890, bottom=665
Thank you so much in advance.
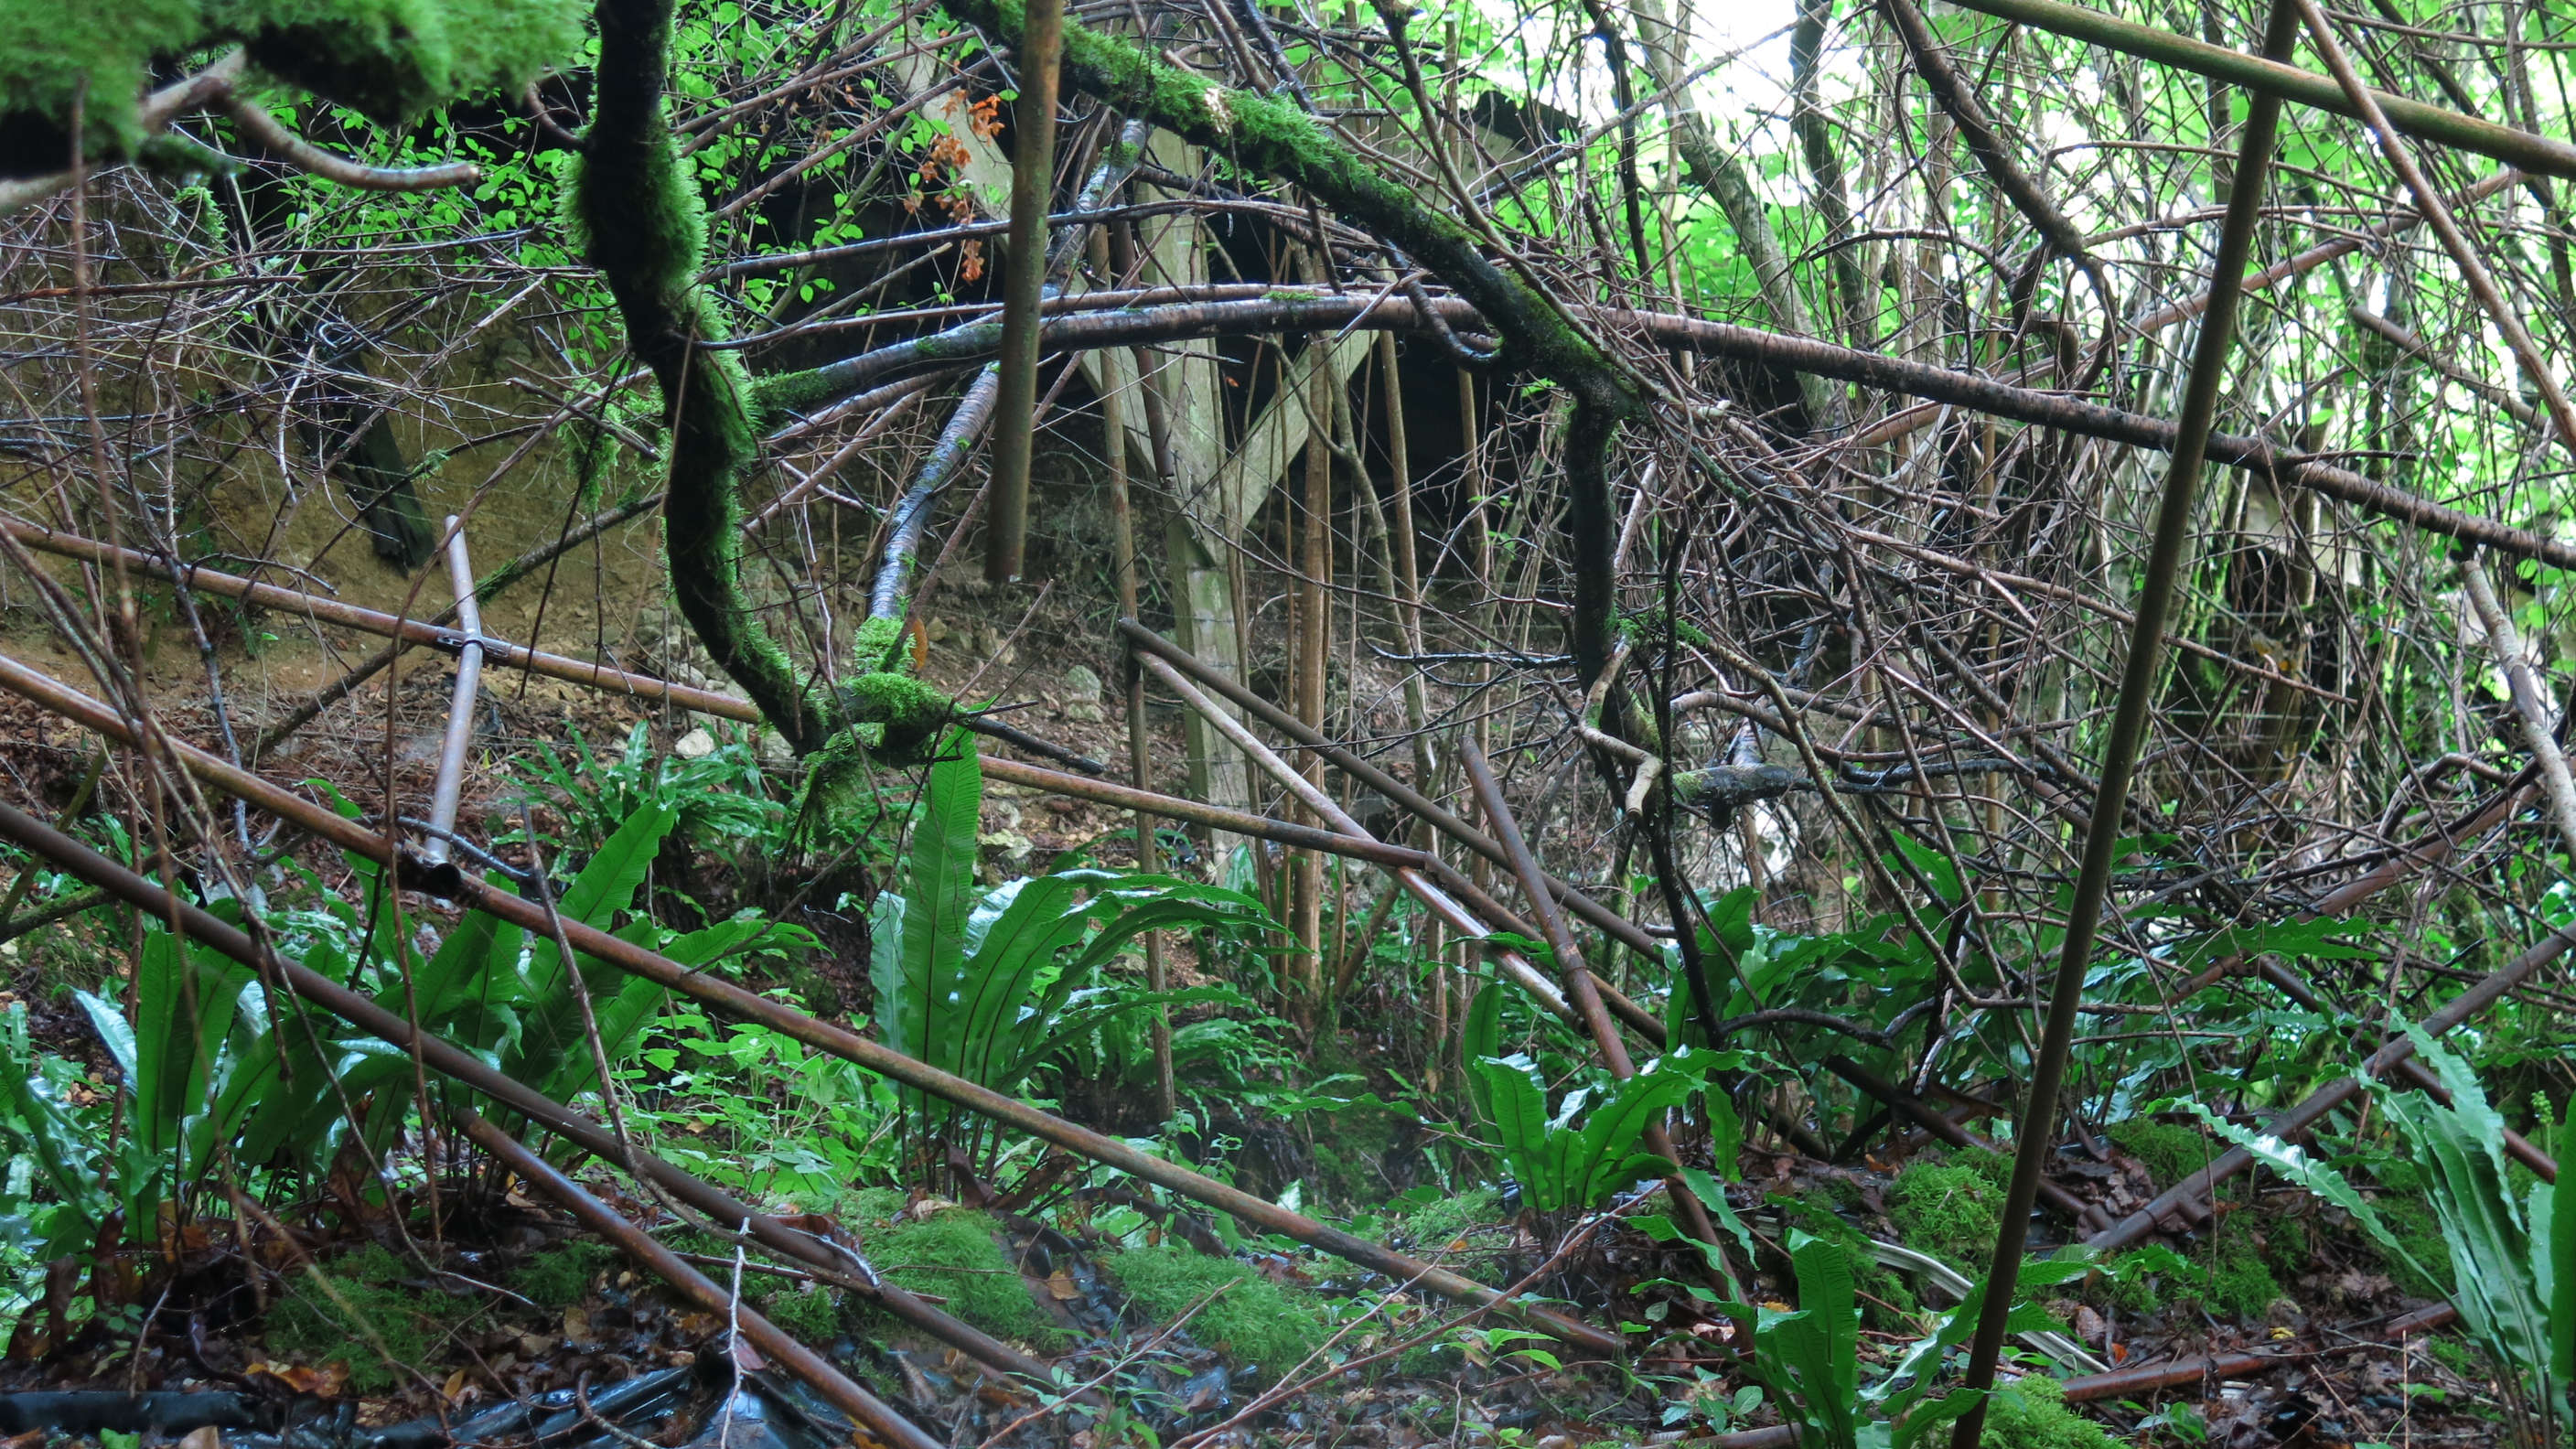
left=0, top=566, right=2515, bottom=1449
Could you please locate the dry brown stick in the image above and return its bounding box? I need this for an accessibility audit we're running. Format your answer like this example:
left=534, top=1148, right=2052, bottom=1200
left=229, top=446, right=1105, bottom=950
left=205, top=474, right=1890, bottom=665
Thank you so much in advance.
left=1118, top=620, right=1679, bottom=975
left=2460, top=553, right=2576, bottom=862
left=1459, top=737, right=1731, bottom=1272
left=2291, top=0, right=2576, bottom=448
left=0, top=772, right=1053, bottom=1387
left=246, top=490, right=665, bottom=759
left=1133, top=651, right=1594, bottom=1032
left=0, top=53, right=247, bottom=213
left=216, top=91, right=479, bottom=191
left=420, top=518, right=485, bottom=867
left=2124, top=169, right=2522, bottom=336
left=7, top=519, right=1098, bottom=772
left=1093, top=259, right=1176, bottom=1122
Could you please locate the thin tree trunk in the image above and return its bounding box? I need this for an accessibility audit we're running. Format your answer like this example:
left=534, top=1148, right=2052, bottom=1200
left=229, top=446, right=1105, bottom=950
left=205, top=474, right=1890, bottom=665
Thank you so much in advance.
left=1096, top=227, right=1176, bottom=1120
left=1292, top=329, right=1333, bottom=1024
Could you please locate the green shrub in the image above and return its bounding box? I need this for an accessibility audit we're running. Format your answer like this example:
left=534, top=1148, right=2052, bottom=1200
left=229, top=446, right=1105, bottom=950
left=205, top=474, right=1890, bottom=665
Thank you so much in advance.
left=1102, top=1245, right=1327, bottom=1370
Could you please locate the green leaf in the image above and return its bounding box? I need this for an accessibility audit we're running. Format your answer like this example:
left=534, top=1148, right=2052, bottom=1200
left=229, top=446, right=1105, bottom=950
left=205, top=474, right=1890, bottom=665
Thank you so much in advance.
left=73, top=988, right=138, bottom=1087
left=2552, top=1103, right=2576, bottom=1410
left=1884, top=831, right=1961, bottom=906
left=1467, top=1053, right=1560, bottom=1208
left=2179, top=1100, right=2439, bottom=1288
left=877, top=731, right=983, bottom=1067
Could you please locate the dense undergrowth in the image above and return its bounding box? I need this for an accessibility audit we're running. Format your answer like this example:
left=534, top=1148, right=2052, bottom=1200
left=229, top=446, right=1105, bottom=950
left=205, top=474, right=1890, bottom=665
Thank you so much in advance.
left=0, top=712, right=2550, bottom=1449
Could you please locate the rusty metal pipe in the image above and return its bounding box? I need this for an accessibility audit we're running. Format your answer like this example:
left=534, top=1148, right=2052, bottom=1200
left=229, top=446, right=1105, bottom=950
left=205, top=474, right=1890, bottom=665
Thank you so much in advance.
left=2090, top=919, right=2576, bottom=1250
left=456, top=1111, right=940, bottom=1449
left=0, top=650, right=1621, bottom=1357
left=2252, top=958, right=2554, bottom=1181
left=1461, top=738, right=1637, bottom=1074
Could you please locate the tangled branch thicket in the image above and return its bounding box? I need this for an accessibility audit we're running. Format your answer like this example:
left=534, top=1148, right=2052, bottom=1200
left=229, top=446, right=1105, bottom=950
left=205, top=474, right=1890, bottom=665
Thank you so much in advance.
left=6, top=0, right=2576, bottom=1439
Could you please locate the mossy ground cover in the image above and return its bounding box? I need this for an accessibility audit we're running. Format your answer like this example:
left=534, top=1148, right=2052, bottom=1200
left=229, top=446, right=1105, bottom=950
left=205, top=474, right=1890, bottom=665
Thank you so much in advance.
left=264, top=1244, right=486, bottom=1394
left=1884, top=1151, right=2008, bottom=1272
left=513, top=1240, right=616, bottom=1310
left=2108, top=1118, right=2215, bottom=1187
left=1100, top=1244, right=1326, bottom=1372
left=846, top=1201, right=1067, bottom=1350
left=1400, top=1186, right=1506, bottom=1283
left=1980, top=1375, right=2116, bottom=1449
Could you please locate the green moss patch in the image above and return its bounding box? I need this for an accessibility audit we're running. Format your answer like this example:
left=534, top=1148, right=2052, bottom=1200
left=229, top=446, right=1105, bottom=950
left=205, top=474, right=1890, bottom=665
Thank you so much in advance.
left=2088, top=1250, right=2164, bottom=1316
left=1, top=0, right=582, bottom=169
left=1886, top=1155, right=2006, bottom=1271
left=1401, top=1187, right=1505, bottom=1286
left=752, top=1280, right=843, bottom=1343
left=1102, top=1245, right=1326, bottom=1370
left=861, top=1208, right=1065, bottom=1349
left=1980, top=1375, right=2114, bottom=1449
left=264, top=1245, right=479, bottom=1394
left=2108, top=1119, right=2212, bottom=1187
left=2372, top=1192, right=2454, bottom=1299
left=2164, top=1229, right=2282, bottom=1322
left=513, top=1240, right=615, bottom=1310
left=1403, top=1187, right=1499, bottom=1255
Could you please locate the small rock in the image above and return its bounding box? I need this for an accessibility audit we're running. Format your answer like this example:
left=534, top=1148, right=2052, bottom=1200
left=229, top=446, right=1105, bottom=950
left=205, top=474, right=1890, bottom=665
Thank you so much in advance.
left=924, top=617, right=950, bottom=643
left=1063, top=702, right=1106, bottom=723
left=1063, top=663, right=1103, bottom=700
left=673, top=727, right=716, bottom=760
left=757, top=730, right=794, bottom=766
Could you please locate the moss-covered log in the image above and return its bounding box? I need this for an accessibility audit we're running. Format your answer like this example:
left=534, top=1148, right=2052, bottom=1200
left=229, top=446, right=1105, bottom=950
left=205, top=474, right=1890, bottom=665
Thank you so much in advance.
left=574, top=0, right=832, bottom=753
left=0, top=0, right=580, bottom=172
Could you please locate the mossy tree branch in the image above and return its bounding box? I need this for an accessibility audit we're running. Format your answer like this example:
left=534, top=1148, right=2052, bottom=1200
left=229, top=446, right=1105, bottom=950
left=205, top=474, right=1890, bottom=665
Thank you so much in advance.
left=575, top=0, right=833, bottom=753
left=932, top=0, right=1634, bottom=682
